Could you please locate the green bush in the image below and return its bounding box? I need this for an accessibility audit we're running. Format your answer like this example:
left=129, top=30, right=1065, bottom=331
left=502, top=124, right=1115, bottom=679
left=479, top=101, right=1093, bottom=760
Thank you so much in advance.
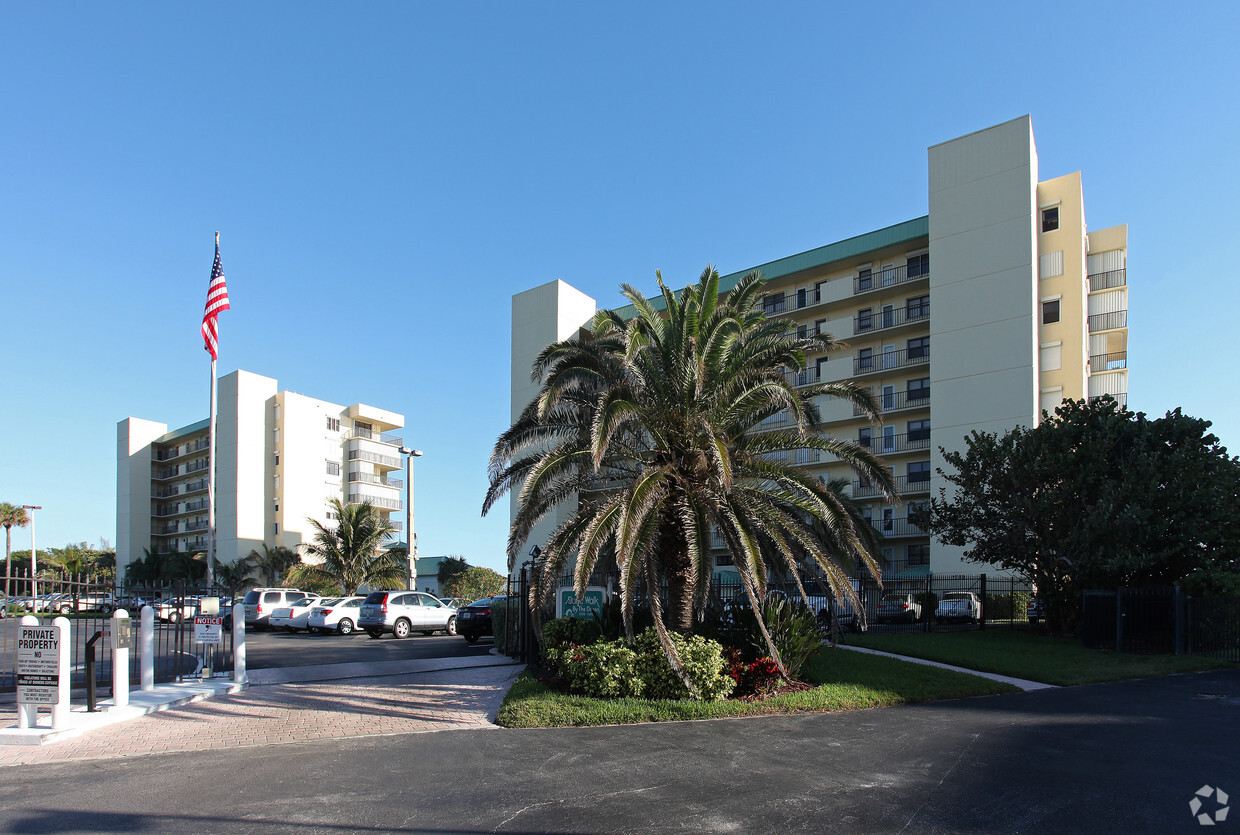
left=985, top=591, right=1032, bottom=621
left=556, top=629, right=734, bottom=701
left=492, top=600, right=516, bottom=657
left=915, top=591, right=938, bottom=621
left=541, top=616, right=603, bottom=672
left=746, top=596, right=822, bottom=679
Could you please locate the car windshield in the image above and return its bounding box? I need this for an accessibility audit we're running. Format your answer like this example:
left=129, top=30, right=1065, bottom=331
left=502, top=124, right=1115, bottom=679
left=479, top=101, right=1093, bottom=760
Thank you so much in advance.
left=243, top=591, right=261, bottom=604
left=942, top=593, right=970, bottom=601
left=881, top=594, right=907, bottom=602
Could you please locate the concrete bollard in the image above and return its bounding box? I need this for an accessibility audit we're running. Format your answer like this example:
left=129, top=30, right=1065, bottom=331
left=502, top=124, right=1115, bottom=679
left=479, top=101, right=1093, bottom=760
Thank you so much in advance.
left=233, top=603, right=247, bottom=685
left=16, top=615, right=40, bottom=730
left=140, top=605, right=155, bottom=692
left=50, top=616, right=71, bottom=729
left=112, top=608, right=131, bottom=708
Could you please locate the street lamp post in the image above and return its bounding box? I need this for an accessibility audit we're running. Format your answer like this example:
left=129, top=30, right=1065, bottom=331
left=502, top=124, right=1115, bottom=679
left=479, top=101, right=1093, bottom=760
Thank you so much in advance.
left=398, top=447, right=423, bottom=590
left=22, top=505, right=40, bottom=609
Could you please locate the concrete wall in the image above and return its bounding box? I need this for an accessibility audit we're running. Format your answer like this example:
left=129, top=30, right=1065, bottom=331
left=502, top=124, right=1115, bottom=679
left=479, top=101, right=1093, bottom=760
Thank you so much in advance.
left=215, top=370, right=278, bottom=565
left=928, top=115, right=1040, bottom=573
left=116, top=417, right=167, bottom=574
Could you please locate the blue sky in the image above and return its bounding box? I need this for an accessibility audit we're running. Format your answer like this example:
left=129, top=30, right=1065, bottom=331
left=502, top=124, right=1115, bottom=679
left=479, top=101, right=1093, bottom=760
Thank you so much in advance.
left=3, top=2, right=1237, bottom=574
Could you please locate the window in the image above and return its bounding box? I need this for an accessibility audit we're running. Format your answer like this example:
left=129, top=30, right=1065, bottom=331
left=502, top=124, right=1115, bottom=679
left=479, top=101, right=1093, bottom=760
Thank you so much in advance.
left=326, top=417, right=340, bottom=432
left=907, top=419, right=930, bottom=442
left=796, top=324, right=807, bottom=339
left=274, top=453, right=279, bottom=466
left=858, top=427, right=872, bottom=449
left=907, top=336, right=929, bottom=360
left=815, top=356, right=828, bottom=377
left=907, top=461, right=931, bottom=483
left=1042, top=300, right=1061, bottom=325
left=906, top=295, right=929, bottom=319
left=907, top=544, right=930, bottom=566
left=814, top=318, right=827, bottom=336
left=762, top=292, right=786, bottom=315
left=857, top=268, right=873, bottom=291
left=796, top=288, right=807, bottom=309
left=716, top=552, right=733, bottom=567
left=274, top=523, right=279, bottom=536
left=857, top=307, right=873, bottom=331
left=813, top=282, right=826, bottom=303
left=908, top=378, right=930, bottom=401
left=1042, top=207, right=1059, bottom=233
left=907, top=253, right=929, bottom=278
left=858, top=348, right=873, bottom=370
left=326, top=461, right=340, bottom=476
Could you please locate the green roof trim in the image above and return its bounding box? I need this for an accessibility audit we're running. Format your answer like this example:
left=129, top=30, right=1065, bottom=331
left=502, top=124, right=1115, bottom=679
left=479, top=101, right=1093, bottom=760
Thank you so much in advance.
left=158, top=417, right=211, bottom=444
left=612, top=216, right=929, bottom=319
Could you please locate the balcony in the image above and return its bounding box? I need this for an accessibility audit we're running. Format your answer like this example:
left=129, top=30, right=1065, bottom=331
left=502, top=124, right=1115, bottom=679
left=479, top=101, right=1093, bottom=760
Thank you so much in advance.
left=1088, top=310, right=1127, bottom=332
left=854, top=263, right=929, bottom=296
left=784, top=367, right=825, bottom=388
left=854, top=388, right=930, bottom=416
left=155, top=437, right=210, bottom=462
left=345, top=427, right=404, bottom=447
left=858, top=432, right=931, bottom=456
left=346, top=492, right=402, bottom=511
left=1089, top=392, right=1128, bottom=409
left=1088, top=268, right=1126, bottom=292
left=153, top=498, right=209, bottom=517
left=750, top=413, right=794, bottom=433
left=853, top=346, right=930, bottom=377
left=347, top=472, right=404, bottom=490
left=853, top=304, right=929, bottom=337
left=853, top=472, right=930, bottom=499
left=347, top=449, right=402, bottom=469
left=869, top=518, right=927, bottom=538
left=1089, top=351, right=1128, bottom=371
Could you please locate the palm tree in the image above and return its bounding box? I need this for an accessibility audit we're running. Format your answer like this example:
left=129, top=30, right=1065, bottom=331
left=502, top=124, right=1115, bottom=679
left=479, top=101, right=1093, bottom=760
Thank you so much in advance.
left=484, top=267, right=896, bottom=683
left=125, top=547, right=169, bottom=586
left=287, top=499, right=406, bottom=594
left=215, top=555, right=257, bottom=598
left=0, top=503, right=29, bottom=599
left=247, top=544, right=300, bottom=587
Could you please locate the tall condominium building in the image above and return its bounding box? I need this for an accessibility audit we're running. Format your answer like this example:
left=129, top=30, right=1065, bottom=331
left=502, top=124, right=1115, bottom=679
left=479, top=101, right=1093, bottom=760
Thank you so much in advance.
left=117, top=369, right=406, bottom=575
left=509, top=116, right=1129, bottom=576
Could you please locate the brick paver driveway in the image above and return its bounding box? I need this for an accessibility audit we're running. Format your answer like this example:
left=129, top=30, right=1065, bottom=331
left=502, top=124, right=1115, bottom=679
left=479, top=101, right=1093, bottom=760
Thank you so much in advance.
left=0, top=664, right=523, bottom=767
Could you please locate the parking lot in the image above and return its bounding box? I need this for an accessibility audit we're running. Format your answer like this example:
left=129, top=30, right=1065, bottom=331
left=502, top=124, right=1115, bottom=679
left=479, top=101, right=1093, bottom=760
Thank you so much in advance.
left=242, top=626, right=492, bottom=670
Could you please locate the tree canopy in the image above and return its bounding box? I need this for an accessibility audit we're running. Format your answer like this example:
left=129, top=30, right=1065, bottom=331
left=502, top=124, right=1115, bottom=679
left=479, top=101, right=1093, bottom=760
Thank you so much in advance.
left=442, top=566, right=505, bottom=602
left=925, top=397, right=1240, bottom=628
left=287, top=499, right=406, bottom=595
left=485, top=266, right=892, bottom=682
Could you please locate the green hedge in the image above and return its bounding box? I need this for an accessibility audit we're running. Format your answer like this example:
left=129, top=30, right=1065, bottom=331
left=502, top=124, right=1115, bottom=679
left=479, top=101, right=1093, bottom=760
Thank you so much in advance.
left=551, top=628, right=734, bottom=701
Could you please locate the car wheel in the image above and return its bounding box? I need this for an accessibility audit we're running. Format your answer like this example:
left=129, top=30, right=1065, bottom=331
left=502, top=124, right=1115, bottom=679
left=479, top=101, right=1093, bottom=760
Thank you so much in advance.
left=168, top=612, right=181, bottom=624
left=367, top=629, right=383, bottom=639
left=393, top=618, right=411, bottom=639
left=223, top=616, right=233, bottom=630
left=102, top=605, right=112, bottom=613
left=444, top=616, right=457, bottom=636
left=59, top=605, right=71, bottom=614
left=306, top=626, right=318, bottom=634
left=337, top=618, right=355, bottom=635
left=463, top=632, right=479, bottom=644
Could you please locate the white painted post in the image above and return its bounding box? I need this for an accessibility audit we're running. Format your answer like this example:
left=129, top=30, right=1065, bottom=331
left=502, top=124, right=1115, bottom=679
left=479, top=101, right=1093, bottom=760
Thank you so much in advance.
left=16, top=615, right=39, bottom=730
left=112, top=608, right=130, bottom=708
left=140, top=605, right=155, bottom=692
left=50, top=616, right=71, bottom=729
left=232, top=602, right=246, bottom=684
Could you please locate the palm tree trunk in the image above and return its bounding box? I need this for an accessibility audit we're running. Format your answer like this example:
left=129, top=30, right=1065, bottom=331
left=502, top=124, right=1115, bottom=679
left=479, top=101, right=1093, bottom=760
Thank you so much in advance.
left=661, top=520, right=695, bottom=632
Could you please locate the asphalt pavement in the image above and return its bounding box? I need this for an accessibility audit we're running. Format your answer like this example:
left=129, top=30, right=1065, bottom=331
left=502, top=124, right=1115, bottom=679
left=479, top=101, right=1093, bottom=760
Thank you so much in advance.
left=0, top=666, right=1235, bottom=834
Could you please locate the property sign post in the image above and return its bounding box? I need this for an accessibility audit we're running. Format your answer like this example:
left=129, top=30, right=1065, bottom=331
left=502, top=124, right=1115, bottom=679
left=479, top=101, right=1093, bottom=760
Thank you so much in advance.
left=16, top=615, right=71, bottom=729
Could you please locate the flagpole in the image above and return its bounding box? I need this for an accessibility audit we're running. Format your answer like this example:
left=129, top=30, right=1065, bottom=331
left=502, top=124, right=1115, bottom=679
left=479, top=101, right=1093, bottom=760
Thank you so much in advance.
left=206, top=231, right=219, bottom=589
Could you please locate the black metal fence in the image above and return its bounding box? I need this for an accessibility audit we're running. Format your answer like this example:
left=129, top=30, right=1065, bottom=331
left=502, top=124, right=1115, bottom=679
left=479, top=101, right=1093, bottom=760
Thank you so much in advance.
left=1083, top=587, right=1240, bottom=661
left=1, top=572, right=235, bottom=694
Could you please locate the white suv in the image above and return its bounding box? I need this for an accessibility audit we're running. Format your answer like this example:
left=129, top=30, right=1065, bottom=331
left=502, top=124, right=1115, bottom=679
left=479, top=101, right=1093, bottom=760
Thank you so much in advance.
left=243, top=588, right=306, bottom=630
left=358, top=591, right=457, bottom=639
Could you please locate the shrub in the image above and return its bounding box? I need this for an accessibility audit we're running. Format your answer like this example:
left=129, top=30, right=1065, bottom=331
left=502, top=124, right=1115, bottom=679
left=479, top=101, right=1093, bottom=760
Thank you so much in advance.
left=541, top=617, right=603, bottom=673
left=492, top=600, right=514, bottom=656
left=724, top=648, right=784, bottom=697
left=747, top=595, right=822, bottom=679
left=556, top=629, right=734, bottom=701
left=985, top=591, right=1032, bottom=621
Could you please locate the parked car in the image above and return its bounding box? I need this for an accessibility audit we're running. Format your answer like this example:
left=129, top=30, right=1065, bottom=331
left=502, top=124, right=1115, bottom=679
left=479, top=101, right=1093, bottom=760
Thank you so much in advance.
left=358, top=591, right=457, bottom=638
left=456, top=596, right=507, bottom=643
left=243, top=588, right=306, bottom=630
left=876, top=592, right=922, bottom=624
left=155, top=597, right=202, bottom=624
left=935, top=591, right=982, bottom=624
left=269, top=594, right=324, bottom=632
left=439, top=597, right=468, bottom=610
left=55, top=593, right=115, bottom=614
left=306, top=596, right=366, bottom=634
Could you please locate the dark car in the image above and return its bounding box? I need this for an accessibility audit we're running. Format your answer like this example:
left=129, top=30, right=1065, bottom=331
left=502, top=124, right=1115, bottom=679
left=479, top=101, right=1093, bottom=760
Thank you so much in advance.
left=456, top=596, right=507, bottom=643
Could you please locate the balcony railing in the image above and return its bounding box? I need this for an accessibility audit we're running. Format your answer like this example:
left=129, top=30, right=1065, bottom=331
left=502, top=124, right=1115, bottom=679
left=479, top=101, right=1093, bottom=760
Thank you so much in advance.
left=1088, top=310, right=1127, bottom=332
left=853, top=346, right=930, bottom=376
left=853, top=472, right=930, bottom=498
left=858, top=432, right=931, bottom=455
left=347, top=472, right=404, bottom=489
left=854, top=388, right=930, bottom=416
left=853, top=304, right=929, bottom=336
left=1089, top=392, right=1128, bottom=409
left=347, top=449, right=402, bottom=469
left=854, top=263, right=929, bottom=295
left=152, top=498, right=209, bottom=518
left=756, top=449, right=823, bottom=466
left=346, top=492, right=402, bottom=511
left=346, top=427, right=405, bottom=447
left=155, top=438, right=210, bottom=462
left=1089, top=351, right=1128, bottom=371
left=751, top=413, right=794, bottom=433
left=784, top=367, right=824, bottom=388
left=1088, top=268, right=1126, bottom=292
left=869, top=518, right=928, bottom=538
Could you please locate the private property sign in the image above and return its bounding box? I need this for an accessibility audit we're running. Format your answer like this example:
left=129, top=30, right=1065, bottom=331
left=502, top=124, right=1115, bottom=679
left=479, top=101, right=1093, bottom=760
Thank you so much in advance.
left=193, top=615, right=223, bottom=645
left=16, top=624, right=62, bottom=705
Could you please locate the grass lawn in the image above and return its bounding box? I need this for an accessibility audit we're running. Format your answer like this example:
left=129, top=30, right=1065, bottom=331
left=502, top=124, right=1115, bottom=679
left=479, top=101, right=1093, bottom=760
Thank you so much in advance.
left=849, top=629, right=1236, bottom=686
left=495, top=646, right=1018, bottom=728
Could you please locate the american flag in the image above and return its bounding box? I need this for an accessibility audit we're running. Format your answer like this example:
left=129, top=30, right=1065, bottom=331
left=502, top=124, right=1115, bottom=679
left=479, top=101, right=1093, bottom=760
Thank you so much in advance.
left=201, top=237, right=230, bottom=360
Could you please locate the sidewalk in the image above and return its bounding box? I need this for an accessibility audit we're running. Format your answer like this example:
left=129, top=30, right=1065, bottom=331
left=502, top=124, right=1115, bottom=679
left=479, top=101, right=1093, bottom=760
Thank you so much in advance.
left=835, top=643, right=1057, bottom=691
left=0, top=656, right=525, bottom=767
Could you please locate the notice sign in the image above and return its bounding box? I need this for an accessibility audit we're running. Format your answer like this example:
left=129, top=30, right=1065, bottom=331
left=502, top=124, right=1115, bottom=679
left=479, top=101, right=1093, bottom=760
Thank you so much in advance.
left=193, top=615, right=223, bottom=645
left=17, top=625, right=61, bottom=705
